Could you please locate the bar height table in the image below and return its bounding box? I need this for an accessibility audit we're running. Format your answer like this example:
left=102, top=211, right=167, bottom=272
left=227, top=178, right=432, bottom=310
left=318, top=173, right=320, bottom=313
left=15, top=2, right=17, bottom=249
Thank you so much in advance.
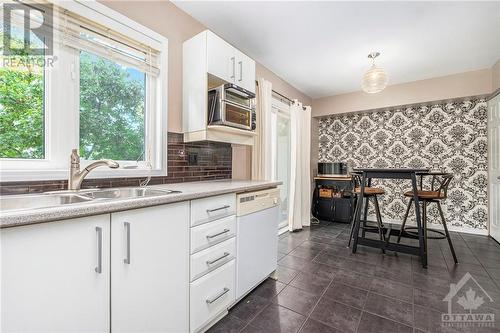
left=350, top=168, right=430, bottom=268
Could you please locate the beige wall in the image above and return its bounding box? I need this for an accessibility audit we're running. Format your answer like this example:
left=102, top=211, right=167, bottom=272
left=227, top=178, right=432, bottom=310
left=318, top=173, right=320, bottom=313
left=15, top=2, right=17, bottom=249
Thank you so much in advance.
left=312, top=68, right=494, bottom=117
left=256, top=63, right=312, bottom=106
left=310, top=65, right=499, bottom=177
left=231, top=145, right=252, bottom=180
left=493, top=59, right=500, bottom=93
left=100, top=0, right=311, bottom=133
left=100, top=1, right=313, bottom=181
left=100, top=0, right=204, bottom=133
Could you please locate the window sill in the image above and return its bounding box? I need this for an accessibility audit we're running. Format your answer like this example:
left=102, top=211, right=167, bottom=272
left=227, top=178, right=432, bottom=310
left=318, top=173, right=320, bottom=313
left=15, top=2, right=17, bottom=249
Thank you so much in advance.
left=0, top=168, right=166, bottom=183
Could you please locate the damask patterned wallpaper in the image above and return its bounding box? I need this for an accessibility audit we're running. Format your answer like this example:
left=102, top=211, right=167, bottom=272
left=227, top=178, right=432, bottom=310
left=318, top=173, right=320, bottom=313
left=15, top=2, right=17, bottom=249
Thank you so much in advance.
left=318, top=99, right=488, bottom=231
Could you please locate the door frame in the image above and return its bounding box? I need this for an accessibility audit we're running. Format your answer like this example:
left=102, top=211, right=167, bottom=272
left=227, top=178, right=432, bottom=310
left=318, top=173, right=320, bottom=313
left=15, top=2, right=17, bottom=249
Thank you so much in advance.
left=488, top=91, right=500, bottom=242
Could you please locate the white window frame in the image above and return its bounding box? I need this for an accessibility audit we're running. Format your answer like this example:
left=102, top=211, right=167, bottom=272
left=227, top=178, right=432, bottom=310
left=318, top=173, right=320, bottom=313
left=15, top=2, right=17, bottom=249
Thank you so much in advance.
left=0, top=0, right=168, bottom=182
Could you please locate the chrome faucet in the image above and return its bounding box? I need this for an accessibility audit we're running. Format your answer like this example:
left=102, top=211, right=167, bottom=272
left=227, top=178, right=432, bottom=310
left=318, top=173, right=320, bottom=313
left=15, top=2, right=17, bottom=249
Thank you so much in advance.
left=68, top=149, right=119, bottom=190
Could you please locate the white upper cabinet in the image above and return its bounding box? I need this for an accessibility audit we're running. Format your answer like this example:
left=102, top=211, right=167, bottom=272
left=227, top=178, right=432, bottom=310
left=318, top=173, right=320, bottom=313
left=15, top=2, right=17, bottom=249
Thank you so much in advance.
left=1, top=215, right=111, bottom=332
left=183, top=30, right=256, bottom=145
left=205, top=31, right=256, bottom=93
left=111, top=202, right=190, bottom=333
left=235, top=49, right=256, bottom=93
left=207, top=31, right=237, bottom=85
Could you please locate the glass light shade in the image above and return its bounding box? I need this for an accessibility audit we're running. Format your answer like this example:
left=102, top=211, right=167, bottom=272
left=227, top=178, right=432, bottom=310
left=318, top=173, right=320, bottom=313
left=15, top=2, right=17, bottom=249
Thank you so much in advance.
left=362, top=65, right=388, bottom=93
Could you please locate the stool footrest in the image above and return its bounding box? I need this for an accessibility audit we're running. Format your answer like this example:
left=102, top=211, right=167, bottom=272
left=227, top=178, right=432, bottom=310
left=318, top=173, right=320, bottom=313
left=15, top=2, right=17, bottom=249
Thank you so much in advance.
left=402, top=226, right=446, bottom=240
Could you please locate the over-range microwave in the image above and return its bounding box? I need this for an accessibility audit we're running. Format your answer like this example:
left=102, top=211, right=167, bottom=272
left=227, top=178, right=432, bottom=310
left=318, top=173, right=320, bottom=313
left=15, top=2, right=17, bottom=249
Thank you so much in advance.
left=207, top=83, right=256, bottom=131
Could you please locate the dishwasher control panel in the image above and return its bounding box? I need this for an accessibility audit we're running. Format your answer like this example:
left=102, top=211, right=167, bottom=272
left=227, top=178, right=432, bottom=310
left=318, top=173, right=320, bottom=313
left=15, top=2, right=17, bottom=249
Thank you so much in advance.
left=236, top=188, right=280, bottom=216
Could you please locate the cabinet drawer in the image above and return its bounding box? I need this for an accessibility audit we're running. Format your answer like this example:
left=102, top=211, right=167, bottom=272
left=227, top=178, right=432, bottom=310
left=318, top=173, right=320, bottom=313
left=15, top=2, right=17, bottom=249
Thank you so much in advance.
left=191, top=215, right=236, bottom=254
left=190, top=260, right=235, bottom=333
left=190, top=238, right=235, bottom=281
left=191, top=193, right=236, bottom=226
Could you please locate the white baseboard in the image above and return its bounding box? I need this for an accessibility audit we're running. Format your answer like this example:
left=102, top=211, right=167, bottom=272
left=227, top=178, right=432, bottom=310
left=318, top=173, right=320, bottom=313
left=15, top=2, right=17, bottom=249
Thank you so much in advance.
left=365, top=214, right=489, bottom=236
left=278, top=225, right=289, bottom=236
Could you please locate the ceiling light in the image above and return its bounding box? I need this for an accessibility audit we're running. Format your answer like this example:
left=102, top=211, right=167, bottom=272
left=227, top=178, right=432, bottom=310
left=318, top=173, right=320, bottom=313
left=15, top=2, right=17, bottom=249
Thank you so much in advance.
left=361, top=52, right=388, bottom=94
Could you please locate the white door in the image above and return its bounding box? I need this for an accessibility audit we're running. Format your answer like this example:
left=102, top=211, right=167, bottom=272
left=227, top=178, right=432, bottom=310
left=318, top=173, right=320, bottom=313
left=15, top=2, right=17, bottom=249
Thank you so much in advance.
left=111, top=202, right=190, bottom=332
left=1, top=215, right=110, bottom=332
left=489, top=93, right=500, bottom=242
left=235, top=50, right=256, bottom=93
left=206, top=31, right=235, bottom=83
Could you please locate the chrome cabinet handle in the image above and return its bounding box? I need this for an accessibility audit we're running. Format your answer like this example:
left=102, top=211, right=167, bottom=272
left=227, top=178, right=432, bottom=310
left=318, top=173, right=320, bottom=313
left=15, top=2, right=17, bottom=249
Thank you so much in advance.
left=95, top=227, right=102, bottom=274
left=206, top=229, right=230, bottom=239
left=230, top=57, right=235, bottom=79
left=206, top=252, right=230, bottom=265
left=206, top=287, right=230, bottom=304
left=206, top=205, right=230, bottom=213
left=238, top=61, right=243, bottom=81
left=124, top=222, right=131, bottom=264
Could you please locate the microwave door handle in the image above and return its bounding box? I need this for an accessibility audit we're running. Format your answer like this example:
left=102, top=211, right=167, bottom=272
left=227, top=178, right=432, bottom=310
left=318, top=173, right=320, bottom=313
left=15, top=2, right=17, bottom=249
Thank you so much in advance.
left=221, top=95, right=226, bottom=123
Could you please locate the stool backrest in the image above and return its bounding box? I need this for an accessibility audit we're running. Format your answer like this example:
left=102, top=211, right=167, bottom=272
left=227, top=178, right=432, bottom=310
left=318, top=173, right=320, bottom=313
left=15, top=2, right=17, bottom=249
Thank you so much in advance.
left=429, top=173, right=453, bottom=199
left=350, top=172, right=364, bottom=188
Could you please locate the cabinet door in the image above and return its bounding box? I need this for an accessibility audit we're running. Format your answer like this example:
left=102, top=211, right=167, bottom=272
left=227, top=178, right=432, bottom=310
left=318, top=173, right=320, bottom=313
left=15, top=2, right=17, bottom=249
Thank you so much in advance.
left=1, top=215, right=110, bottom=332
left=111, top=202, right=190, bottom=332
left=235, top=50, right=256, bottom=93
left=207, top=31, right=235, bottom=83
left=333, top=198, right=352, bottom=223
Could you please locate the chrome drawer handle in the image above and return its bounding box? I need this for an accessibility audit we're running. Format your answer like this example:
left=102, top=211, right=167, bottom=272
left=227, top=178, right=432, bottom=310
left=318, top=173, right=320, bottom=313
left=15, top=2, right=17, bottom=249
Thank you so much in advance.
left=206, top=205, right=230, bottom=213
left=206, top=229, right=230, bottom=239
left=206, top=287, right=230, bottom=304
left=206, top=252, right=230, bottom=265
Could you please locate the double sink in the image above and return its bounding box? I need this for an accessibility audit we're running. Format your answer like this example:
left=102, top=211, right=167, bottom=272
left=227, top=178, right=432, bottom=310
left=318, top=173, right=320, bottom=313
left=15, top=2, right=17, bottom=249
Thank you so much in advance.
left=1, top=187, right=180, bottom=212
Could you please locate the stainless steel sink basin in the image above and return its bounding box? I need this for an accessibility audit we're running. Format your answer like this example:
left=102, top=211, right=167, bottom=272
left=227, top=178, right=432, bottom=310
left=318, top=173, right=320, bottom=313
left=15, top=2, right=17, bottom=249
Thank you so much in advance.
left=81, top=187, right=180, bottom=200
left=1, top=193, right=93, bottom=212
left=0, top=187, right=180, bottom=213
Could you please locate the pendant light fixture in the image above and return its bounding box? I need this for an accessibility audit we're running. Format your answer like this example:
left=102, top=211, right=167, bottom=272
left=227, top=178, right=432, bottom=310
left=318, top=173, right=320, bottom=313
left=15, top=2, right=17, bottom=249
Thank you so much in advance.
left=361, top=52, right=388, bottom=94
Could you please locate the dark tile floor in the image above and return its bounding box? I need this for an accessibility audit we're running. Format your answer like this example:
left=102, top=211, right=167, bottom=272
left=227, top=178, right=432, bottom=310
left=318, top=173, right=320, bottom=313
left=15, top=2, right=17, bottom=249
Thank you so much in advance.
left=208, top=221, right=500, bottom=333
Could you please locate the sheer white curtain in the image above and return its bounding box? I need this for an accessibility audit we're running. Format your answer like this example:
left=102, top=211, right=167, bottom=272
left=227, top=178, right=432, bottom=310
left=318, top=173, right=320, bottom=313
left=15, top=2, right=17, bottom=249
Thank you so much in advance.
left=289, top=101, right=312, bottom=231
left=252, top=78, right=273, bottom=180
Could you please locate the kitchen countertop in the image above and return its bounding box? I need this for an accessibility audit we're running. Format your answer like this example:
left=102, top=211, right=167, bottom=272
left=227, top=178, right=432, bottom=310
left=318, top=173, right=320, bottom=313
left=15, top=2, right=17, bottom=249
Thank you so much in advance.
left=0, top=180, right=281, bottom=228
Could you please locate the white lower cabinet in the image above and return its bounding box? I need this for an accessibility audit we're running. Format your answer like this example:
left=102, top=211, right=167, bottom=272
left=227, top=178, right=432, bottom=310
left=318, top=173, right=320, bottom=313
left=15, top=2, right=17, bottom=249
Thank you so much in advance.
left=190, top=260, right=236, bottom=333
left=1, top=215, right=111, bottom=332
left=111, top=202, right=190, bottom=333
left=1, top=192, right=257, bottom=333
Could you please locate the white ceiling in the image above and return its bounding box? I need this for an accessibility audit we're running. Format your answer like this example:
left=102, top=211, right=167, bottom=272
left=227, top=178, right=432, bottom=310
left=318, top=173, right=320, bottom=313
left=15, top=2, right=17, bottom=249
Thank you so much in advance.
left=173, top=1, right=500, bottom=99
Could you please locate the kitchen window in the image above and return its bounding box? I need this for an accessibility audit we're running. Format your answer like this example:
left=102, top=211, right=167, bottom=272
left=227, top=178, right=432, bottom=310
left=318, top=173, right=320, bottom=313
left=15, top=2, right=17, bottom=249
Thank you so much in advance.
left=0, top=11, right=46, bottom=160
left=79, top=50, right=146, bottom=161
left=0, top=0, right=168, bottom=181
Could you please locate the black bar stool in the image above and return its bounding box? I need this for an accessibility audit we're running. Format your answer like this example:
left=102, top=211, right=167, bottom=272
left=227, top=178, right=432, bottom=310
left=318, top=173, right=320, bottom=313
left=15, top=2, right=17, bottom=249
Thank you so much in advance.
left=397, top=173, right=457, bottom=263
left=348, top=173, right=386, bottom=251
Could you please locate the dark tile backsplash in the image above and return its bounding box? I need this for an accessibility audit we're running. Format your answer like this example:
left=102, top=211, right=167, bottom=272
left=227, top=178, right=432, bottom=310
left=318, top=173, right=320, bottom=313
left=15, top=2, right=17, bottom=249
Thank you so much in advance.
left=0, top=133, right=232, bottom=195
